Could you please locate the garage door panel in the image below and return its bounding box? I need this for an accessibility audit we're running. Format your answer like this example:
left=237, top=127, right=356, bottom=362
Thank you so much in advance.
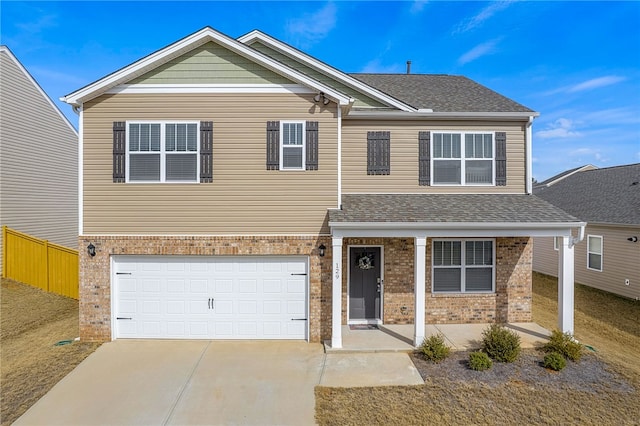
left=114, top=256, right=308, bottom=340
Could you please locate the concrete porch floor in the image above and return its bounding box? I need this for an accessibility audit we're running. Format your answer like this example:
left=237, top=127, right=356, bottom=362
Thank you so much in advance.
left=324, top=322, right=551, bottom=353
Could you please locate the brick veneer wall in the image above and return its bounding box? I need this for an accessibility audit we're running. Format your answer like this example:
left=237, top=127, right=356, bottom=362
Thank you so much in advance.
left=341, top=237, right=532, bottom=325
left=79, top=235, right=332, bottom=342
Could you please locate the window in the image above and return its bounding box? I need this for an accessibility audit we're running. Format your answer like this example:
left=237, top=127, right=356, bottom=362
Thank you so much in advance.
left=127, top=122, right=199, bottom=182
left=587, top=235, right=603, bottom=271
left=280, top=122, right=305, bottom=170
left=432, top=132, right=494, bottom=185
left=432, top=240, right=494, bottom=293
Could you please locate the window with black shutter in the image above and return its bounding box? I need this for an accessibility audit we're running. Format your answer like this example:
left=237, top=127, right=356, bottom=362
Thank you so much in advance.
left=266, top=121, right=319, bottom=171
left=418, top=131, right=431, bottom=185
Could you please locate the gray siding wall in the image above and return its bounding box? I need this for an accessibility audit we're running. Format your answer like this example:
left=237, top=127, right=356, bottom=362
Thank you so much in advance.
left=0, top=48, right=78, bottom=271
left=533, top=224, right=640, bottom=300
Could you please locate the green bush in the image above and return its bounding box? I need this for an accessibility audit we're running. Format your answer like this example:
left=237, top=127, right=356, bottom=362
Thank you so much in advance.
left=543, top=329, right=583, bottom=362
left=543, top=352, right=567, bottom=371
left=468, top=351, right=493, bottom=371
left=418, top=333, right=451, bottom=363
left=481, top=324, right=521, bottom=363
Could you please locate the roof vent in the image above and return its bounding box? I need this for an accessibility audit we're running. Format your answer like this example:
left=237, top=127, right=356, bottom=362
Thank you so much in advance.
left=406, top=60, right=412, bottom=74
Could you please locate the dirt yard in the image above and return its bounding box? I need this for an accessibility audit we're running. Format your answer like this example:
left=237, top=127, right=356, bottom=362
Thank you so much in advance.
left=1, top=279, right=101, bottom=426
left=316, top=273, right=640, bottom=425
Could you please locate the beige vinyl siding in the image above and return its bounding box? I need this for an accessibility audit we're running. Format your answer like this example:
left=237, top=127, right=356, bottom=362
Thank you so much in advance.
left=341, top=120, right=526, bottom=193
left=82, top=93, right=337, bottom=235
left=130, top=42, right=292, bottom=85
left=248, top=41, right=387, bottom=109
left=0, top=48, right=78, bottom=271
left=533, top=225, right=640, bottom=300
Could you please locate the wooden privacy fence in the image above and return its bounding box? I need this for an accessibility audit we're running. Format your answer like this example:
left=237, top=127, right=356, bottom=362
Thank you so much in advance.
left=2, top=226, right=79, bottom=299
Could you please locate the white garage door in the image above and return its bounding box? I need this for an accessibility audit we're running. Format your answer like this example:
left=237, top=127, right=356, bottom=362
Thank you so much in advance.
left=113, top=256, right=308, bottom=340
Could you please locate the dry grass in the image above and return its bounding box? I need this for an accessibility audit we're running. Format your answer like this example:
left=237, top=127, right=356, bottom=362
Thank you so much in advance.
left=316, top=273, right=640, bottom=425
left=1, top=279, right=101, bottom=426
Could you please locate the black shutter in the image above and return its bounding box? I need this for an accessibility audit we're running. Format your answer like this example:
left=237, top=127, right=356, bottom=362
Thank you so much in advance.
left=266, top=121, right=280, bottom=170
left=495, top=132, right=507, bottom=186
left=418, top=131, right=431, bottom=186
left=200, top=121, right=213, bottom=183
left=367, top=131, right=390, bottom=175
left=113, top=121, right=126, bottom=183
left=305, top=121, right=318, bottom=170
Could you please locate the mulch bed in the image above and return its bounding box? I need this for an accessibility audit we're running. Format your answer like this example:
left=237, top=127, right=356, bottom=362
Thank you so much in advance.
left=410, top=348, right=635, bottom=394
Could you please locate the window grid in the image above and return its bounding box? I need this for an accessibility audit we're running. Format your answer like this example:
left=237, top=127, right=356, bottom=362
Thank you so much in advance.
left=432, top=239, right=495, bottom=293
left=127, top=121, right=200, bottom=183
left=587, top=235, right=603, bottom=272
left=432, top=132, right=495, bottom=185
left=280, top=121, right=305, bottom=170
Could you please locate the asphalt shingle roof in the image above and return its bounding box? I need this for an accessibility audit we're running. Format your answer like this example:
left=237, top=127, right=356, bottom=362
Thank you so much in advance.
left=349, top=74, right=535, bottom=113
left=534, top=164, right=640, bottom=225
left=329, top=194, right=579, bottom=224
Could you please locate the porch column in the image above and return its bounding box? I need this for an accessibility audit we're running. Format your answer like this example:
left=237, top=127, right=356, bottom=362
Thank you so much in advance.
left=414, top=236, right=427, bottom=346
left=331, top=237, right=343, bottom=348
left=558, top=236, right=575, bottom=334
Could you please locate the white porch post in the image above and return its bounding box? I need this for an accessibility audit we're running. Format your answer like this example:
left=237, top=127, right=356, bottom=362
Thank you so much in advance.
left=331, top=237, right=343, bottom=348
left=414, top=236, right=427, bottom=346
left=558, top=236, right=575, bottom=334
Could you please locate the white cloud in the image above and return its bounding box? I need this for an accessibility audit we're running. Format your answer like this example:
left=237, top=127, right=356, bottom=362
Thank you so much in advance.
left=568, top=148, right=609, bottom=163
left=454, top=1, right=513, bottom=34
left=457, top=39, right=501, bottom=65
left=410, top=0, right=428, bottom=14
left=567, top=76, right=626, bottom=93
left=359, top=59, right=403, bottom=74
left=15, top=12, right=57, bottom=33
left=535, top=118, right=582, bottom=139
left=286, top=3, right=337, bottom=47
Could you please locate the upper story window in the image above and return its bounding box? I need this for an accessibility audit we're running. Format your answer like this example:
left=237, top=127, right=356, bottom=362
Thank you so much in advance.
left=587, top=235, right=603, bottom=271
left=127, top=122, right=199, bottom=183
left=432, top=132, right=494, bottom=185
left=281, top=122, right=305, bottom=170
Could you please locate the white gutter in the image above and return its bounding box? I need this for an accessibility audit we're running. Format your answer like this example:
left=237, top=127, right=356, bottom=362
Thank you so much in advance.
left=329, top=221, right=586, bottom=230
left=526, top=115, right=534, bottom=194
left=77, top=106, right=84, bottom=236
left=345, top=110, right=540, bottom=121
left=337, top=105, right=342, bottom=209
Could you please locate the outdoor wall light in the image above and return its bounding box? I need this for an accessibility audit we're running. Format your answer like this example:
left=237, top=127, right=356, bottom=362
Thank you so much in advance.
left=318, top=244, right=326, bottom=257
left=313, top=92, right=330, bottom=106
left=87, top=243, right=96, bottom=257
left=628, top=236, right=638, bottom=243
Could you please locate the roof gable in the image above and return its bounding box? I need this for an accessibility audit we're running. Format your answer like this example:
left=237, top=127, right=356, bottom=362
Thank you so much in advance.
left=534, top=164, right=640, bottom=225
left=62, top=27, right=352, bottom=107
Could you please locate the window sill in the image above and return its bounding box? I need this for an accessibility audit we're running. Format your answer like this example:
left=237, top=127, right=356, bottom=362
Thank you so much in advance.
left=430, top=292, right=496, bottom=297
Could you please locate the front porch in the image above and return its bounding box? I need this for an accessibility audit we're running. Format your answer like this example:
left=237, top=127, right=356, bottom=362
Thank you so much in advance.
left=324, top=322, right=551, bottom=353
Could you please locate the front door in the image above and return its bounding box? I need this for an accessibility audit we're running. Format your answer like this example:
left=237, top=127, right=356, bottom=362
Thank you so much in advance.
left=349, top=247, right=381, bottom=322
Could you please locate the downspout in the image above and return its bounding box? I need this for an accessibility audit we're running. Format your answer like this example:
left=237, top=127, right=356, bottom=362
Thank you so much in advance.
left=570, top=222, right=587, bottom=248
left=526, top=115, right=534, bottom=194
left=77, top=105, right=84, bottom=237
left=337, top=105, right=342, bottom=209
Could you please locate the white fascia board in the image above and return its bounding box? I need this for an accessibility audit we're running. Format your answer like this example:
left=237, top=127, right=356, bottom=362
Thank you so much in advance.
left=238, top=31, right=416, bottom=113
left=345, top=110, right=540, bottom=121
left=61, top=27, right=352, bottom=107
left=1, top=46, right=78, bottom=135
left=330, top=221, right=586, bottom=239
left=105, top=83, right=316, bottom=95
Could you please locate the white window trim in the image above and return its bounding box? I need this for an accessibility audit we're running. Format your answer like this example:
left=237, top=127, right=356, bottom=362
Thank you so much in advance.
left=587, top=235, right=603, bottom=272
left=126, top=121, right=200, bottom=183
left=554, top=237, right=559, bottom=251
left=279, top=121, right=306, bottom=171
left=430, top=131, right=495, bottom=186
left=431, top=238, right=496, bottom=294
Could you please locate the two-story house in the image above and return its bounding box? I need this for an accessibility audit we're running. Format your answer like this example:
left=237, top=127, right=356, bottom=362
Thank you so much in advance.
left=62, top=27, right=584, bottom=348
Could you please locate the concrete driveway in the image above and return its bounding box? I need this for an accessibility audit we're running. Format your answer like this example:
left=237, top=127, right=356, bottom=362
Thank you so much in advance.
left=14, top=340, right=423, bottom=426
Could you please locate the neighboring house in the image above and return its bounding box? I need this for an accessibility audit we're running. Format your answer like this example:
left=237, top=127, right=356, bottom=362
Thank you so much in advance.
left=533, top=164, right=640, bottom=300
left=0, top=46, right=78, bottom=274
left=61, top=27, right=584, bottom=347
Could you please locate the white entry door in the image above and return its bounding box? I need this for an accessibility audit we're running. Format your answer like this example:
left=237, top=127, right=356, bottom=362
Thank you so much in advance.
left=113, top=256, right=308, bottom=340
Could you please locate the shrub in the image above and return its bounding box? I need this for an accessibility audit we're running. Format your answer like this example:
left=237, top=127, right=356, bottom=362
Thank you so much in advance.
left=418, top=333, right=451, bottom=363
left=543, top=352, right=567, bottom=371
left=468, top=351, right=493, bottom=371
left=543, top=329, right=583, bottom=362
left=481, top=324, right=521, bottom=363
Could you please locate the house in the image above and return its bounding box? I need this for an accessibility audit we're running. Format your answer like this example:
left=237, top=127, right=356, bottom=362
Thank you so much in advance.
left=61, top=27, right=584, bottom=347
left=0, top=46, right=78, bottom=274
left=533, top=164, right=640, bottom=300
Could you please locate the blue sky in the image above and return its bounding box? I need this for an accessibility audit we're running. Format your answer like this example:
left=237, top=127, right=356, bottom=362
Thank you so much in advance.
left=2, top=1, right=639, bottom=181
